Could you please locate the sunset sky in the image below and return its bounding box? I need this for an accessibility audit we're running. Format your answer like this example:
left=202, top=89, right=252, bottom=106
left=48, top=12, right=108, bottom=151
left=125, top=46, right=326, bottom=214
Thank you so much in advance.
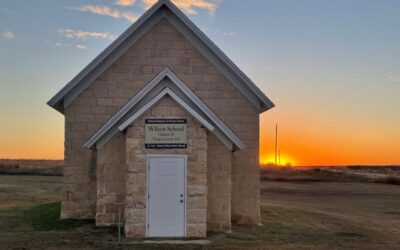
left=1, top=0, right=399, bottom=165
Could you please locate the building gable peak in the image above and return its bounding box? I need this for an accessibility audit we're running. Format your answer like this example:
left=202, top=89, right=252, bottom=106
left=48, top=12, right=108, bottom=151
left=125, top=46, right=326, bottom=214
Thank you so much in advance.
left=47, top=0, right=274, bottom=114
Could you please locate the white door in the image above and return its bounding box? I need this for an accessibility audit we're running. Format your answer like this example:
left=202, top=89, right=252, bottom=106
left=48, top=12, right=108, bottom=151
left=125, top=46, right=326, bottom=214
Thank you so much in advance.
left=147, top=155, right=186, bottom=237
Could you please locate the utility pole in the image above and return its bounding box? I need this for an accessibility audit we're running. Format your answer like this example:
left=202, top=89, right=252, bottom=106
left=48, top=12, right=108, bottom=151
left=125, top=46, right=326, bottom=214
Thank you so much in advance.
left=275, top=124, right=278, bottom=166
left=279, top=150, right=281, bottom=166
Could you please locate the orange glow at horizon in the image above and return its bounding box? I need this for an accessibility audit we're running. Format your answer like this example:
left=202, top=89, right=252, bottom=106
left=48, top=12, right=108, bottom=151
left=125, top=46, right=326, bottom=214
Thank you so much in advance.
left=0, top=113, right=64, bottom=160
left=259, top=104, right=400, bottom=166
left=1, top=103, right=399, bottom=166
left=260, top=154, right=297, bottom=167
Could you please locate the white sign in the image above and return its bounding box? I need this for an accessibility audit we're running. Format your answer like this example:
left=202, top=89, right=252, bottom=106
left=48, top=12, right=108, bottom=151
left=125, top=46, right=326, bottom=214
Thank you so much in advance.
left=145, top=119, right=187, bottom=149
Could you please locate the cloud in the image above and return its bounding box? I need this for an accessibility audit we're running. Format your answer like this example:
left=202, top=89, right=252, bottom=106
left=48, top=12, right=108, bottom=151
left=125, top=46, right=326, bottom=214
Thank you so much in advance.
left=69, top=5, right=138, bottom=22
left=58, top=28, right=117, bottom=41
left=143, top=0, right=218, bottom=15
left=222, top=31, right=237, bottom=37
left=387, top=74, right=400, bottom=83
left=212, top=29, right=238, bottom=37
left=115, top=0, right=137, bottom=7
left=68, top=0, right=220, bottom=24
left=54, top=42, right=86, bottom=50
left=2, top=31, right=15, bottom=40
left=76, top=44, right=87, bottom=49
left=55, top=42, right=71, bottom=48
left=0, top=8, right=12, bottom=13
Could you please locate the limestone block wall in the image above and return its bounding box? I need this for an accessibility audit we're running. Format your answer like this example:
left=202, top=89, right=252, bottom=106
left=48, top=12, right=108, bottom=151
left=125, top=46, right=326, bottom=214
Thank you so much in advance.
left=231, top=116, right=261, bottom=225
left=96, top=134, right=126, bottom=226
left=124, top=97, right=208, bottom=238
left=207, top=134, right=232, bottom=232
left=62, top=110, right=97, bottom=219
left=63, top=18, right=260, bottom=223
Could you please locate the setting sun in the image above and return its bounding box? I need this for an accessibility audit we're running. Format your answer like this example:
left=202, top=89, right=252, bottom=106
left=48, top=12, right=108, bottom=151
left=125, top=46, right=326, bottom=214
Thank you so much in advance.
left=260, top=154, right=297, bottom=167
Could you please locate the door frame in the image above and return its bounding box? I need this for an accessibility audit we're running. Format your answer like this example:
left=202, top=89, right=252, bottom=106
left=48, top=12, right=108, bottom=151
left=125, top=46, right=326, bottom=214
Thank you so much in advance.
left=146, top=154, right=187, bottom=238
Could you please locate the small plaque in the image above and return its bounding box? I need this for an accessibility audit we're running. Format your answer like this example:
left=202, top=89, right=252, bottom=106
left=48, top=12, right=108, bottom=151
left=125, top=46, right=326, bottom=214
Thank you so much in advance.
left=145, top=119, right=187, bottom=149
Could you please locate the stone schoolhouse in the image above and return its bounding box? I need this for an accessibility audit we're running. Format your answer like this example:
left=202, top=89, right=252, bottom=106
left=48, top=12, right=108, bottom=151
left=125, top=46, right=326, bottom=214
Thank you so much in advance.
left=48, top=0, right=274, bottom=238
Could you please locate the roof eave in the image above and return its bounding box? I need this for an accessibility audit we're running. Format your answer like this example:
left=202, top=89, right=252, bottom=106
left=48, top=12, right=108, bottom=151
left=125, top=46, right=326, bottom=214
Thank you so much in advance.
left=261, top=101, right=276, bottom=113
left=47, top=99, right=64, bottom=114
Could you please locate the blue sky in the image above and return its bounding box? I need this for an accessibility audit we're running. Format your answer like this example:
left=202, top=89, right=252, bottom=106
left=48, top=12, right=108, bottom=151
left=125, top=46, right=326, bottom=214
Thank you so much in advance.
left=1, top=0, right=400, bottom=164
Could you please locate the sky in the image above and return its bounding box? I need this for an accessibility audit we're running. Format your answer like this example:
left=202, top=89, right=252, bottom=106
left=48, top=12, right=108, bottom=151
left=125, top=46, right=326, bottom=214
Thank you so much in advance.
left=0, top=0, right=399, bottom=166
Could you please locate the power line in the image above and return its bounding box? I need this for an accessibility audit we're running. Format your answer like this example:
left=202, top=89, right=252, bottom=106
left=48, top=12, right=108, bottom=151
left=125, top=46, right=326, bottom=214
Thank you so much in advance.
left=338, top=63, right=400, bottom=99
left=329, top=81, right=400, bottom=112
left=310, top=63, right=400, bottom=117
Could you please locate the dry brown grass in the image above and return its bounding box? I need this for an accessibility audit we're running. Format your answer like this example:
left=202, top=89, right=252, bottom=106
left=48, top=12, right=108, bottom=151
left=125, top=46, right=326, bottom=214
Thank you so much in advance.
left=0, top=159, right=63, bottom=176
left=260, top=166, right=400, bottom=185
left=0, top=175, right=62, bottom=208
left=0, top=159, right=64, bottom=168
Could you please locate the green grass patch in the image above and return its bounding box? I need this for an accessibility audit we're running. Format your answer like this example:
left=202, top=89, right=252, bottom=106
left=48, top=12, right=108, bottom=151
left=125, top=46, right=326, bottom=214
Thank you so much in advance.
left=0, top=202, right=93, bottom=232
left=220, top=206, right=371, bottom=248
left=261, top=207, right=368, bottom=244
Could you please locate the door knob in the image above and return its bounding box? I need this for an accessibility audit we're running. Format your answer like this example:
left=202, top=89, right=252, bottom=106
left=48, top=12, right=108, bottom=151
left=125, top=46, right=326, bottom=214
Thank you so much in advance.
left=180, top=200, right=184, bottom=203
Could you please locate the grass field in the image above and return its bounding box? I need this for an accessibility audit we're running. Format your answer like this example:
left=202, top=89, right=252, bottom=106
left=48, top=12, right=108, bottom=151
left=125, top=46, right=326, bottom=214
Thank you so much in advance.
left=0, top=159, right=63, bottom=176
left=260, top=166, right=400, bottom=184
left=0, top=175, right=399, bottom=249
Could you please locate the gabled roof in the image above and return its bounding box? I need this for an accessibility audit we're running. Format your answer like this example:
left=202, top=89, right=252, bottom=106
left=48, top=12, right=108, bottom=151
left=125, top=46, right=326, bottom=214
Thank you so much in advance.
left=84, top=68, right=246, bottom=151
left=118, top=88, right=215, bottom=132
left=47, top=0, right=274, bottom=114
